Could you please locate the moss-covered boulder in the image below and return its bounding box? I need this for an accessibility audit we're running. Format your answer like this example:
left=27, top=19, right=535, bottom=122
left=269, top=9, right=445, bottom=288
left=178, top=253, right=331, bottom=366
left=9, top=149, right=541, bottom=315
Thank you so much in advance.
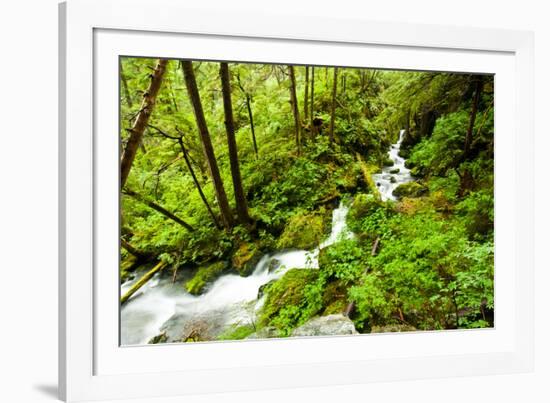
left=347, top=193, right=379, bottom=222
left=392, top=181, right=428, bottom=198
left=383, top=156, right=394, bottom=167
left=232, top=242, right=263, bottom=277
left=389, top=176, right=397, bottom=183
left=276, top=212, right=325, bottom=250
left=259, top=269, right=320, bottom=332
left=322, top=280, right=349, bottom=315
left=389, top=168, right=400, bottom=174
left=184, top=261, right=229, bottom=295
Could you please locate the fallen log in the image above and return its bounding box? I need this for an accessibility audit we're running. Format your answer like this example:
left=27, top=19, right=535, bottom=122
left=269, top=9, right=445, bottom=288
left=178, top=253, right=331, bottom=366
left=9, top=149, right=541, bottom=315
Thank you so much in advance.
left=121, top=261, right=167, bottom=305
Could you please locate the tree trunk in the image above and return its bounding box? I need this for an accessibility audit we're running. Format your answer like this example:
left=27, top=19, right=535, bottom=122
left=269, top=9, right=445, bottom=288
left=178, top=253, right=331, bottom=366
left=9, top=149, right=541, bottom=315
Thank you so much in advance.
left=220, top=62, right=251, bottom=225
left=329, top=67, right=339, bottom=143
left=463, top=76, right=483, bottom=157
left=121, top=261, right=167, bottom=304
left=245, top=94, right=259, bottom=158
left=120, top=59, right=168, bottom=188
left=120, top=238, right=148, bottom=260
left=119, top=59, right=133, bottom=108
left=304, top=66, right=309, bottom=123
left=123, top=188, right=195, bottom=232
left=310, top=66, right=315, bottom=136
left=288, top=66, right=301, bottom=155
left=177, top=138, right=221, bottom=229
left=181, top=60, right=234, bottom=229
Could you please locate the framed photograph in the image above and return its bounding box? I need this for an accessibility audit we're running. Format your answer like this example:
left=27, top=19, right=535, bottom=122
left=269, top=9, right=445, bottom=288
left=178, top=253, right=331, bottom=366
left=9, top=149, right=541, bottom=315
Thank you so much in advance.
left=59, top=0, right=534, bottom=401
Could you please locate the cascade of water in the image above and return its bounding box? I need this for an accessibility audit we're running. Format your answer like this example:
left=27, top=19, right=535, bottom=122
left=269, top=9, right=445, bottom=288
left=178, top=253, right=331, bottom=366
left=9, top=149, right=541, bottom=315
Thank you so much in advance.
left=120, top=201, right=354, bottom=345
left=372, top=129, right=413, bottom=201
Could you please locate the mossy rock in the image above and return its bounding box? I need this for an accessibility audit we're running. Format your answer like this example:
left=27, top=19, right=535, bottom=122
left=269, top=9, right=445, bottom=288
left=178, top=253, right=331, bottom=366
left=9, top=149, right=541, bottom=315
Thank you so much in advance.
left=389, top=176, right=397, bottom=183
left=232, top=242, right=263, bottom=277
left=382, top=156, right=394, bottom=167
left=259, top=269, right=319, bottom=328
left=148, top=332, right=168, bottom=344
left=392, top=181, right=428, bottom=198
left=184, top=261, right=229, bottom=295
left=322, top=280, right=348, bottom=315
left=389, top=168, right=400, bottom=174
left=348, top=193, right=380, bottom=222
left=276, top=212, right=325, bottom=250
left=217, top=324, right=256, bottom=341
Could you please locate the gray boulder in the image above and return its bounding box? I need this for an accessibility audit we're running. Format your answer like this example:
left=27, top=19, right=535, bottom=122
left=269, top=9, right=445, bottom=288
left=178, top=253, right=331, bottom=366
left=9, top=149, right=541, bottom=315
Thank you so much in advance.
left=291, top=314, right=358, bottom=337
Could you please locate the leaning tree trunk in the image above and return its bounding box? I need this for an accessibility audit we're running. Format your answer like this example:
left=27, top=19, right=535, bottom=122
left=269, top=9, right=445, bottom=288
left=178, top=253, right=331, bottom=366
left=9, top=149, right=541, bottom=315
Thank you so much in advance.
left=120, top=59, right=168, bottom=188
left=177, top=138, right=221, bottom=229
left=220, top=62, right=251, bottom=225
left=329, top=67, right=339, bottom=143
left=288, top=65, right=301, bottom=155
left=123, top=188, right=195, bottom=232
left=181, top=60, right=234, bottom=229
left=245, top=94, right=259, bottom=158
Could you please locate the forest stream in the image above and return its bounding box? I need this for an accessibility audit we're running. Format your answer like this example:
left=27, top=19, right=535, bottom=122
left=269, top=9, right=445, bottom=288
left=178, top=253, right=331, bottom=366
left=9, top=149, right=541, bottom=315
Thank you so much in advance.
left=121, top=130, right=411, bottom=345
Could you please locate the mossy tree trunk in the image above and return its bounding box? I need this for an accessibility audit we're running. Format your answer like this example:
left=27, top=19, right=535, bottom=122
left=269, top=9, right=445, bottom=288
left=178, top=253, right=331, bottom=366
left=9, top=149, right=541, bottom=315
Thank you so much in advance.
left=288, top=65, right=301, bottom=155
left=220, top=62, right=251, bottom=226
left=303, top=66, right=309, bottom=123
left=329, top=67, right=339, bottom=143
left=120, top=58, right=168, bottom=188
left=181, top=60, right=234, bottom=229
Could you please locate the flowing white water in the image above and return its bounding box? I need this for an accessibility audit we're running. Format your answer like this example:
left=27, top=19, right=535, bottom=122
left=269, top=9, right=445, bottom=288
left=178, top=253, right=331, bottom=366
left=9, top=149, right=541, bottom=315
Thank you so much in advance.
left=120, top=201, right=354, bottom=345
left=372, top=129, right=413, bottom=201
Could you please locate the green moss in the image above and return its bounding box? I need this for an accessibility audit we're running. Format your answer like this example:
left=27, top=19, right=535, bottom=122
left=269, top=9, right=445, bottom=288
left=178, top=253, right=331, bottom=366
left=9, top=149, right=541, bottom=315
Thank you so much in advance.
left=232, top=242, right=263, bottom=277
left=383, top=156, right=394, bottom=166
left=259, top=269, right=320, bottom=334
left=393, top=181, right=429, bottom=198
left=148, top=332, right=167, bottom=344
left=185, top=261, right=228, bottom=295
left=348, top=193, right=380, bottom=223
left=276, top=212, right=325, bottom=250
left=321, top=280, right=348, bottom=315
left=217, top=324, right=256, bottom=340
left=389, top=168, right=400, bottom=174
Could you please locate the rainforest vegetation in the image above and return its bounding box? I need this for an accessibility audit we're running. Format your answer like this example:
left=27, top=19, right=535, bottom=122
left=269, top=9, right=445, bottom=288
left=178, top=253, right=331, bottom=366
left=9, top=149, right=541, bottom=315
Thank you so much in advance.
left=119, top=57, right=494, bottom=344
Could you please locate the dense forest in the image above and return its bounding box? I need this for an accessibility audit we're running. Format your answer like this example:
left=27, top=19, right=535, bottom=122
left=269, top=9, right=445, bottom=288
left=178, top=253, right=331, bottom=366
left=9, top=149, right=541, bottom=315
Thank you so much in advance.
left=119, top=57, right=494, bottom=345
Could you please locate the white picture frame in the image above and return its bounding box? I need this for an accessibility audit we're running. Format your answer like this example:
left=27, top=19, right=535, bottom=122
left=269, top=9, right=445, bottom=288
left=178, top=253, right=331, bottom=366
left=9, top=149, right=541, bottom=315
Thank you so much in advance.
left=59, top=0, right=534, bottom=401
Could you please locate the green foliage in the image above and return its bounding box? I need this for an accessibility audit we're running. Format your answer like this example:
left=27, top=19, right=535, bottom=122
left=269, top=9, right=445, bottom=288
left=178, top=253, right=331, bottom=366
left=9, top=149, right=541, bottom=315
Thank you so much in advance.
left=392, top=181, right=429, bottom=198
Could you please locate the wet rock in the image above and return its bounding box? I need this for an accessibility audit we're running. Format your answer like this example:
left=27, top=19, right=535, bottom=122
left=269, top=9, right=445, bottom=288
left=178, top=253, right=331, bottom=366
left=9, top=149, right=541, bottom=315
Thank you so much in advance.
left=232, top=242, right=263, bottom=277
left=148, top=331, right=167, bottom=344
left=267, top=258, right=281, bottom=273
left=390, top=176, right=397, bottom=183
left=246, top=326, right=280, bottom=339
left=257, top=279, right=276, bottom=299
left=291, top=314, right=358, bottom=337
left=389, top=168, right=400, bottom=174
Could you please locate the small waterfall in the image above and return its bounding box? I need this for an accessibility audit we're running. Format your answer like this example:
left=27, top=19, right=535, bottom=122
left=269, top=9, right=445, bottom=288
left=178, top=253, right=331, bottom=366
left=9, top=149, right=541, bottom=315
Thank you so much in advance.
left=372, top=129, right=413, bottom=201
left=121, top=201, right=354, bottom=345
